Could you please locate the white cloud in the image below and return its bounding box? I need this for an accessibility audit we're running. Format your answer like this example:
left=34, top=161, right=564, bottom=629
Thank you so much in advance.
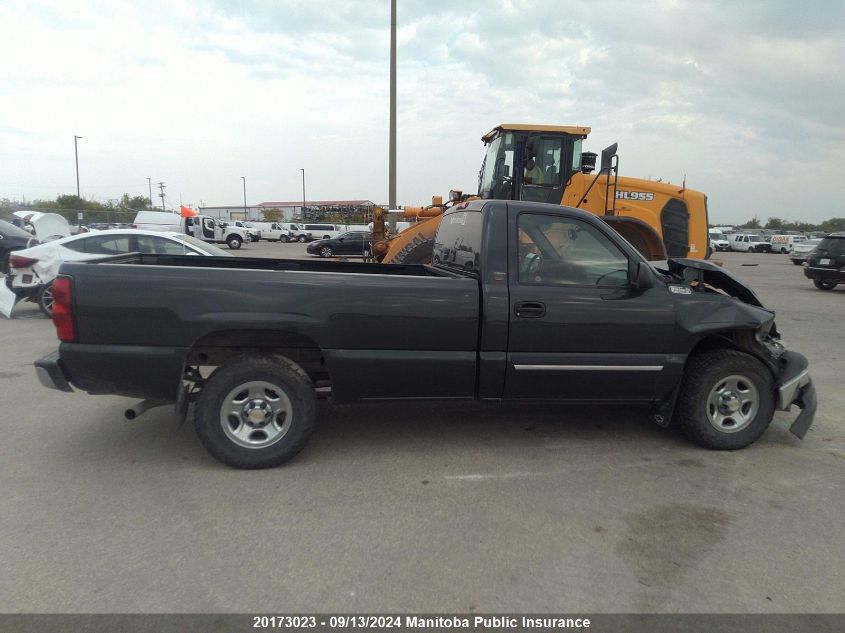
left=0, top=0, right=842, bottom=222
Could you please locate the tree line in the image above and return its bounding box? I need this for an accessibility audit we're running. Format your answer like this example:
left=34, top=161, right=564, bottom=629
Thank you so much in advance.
left=726, top=216, right=845, bottom=233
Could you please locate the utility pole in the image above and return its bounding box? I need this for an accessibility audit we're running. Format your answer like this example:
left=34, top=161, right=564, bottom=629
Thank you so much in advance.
left=147, top=177, right=153, bottom=209
left=388, top=0, right=397, bottom=209
left=156, top=182, right=167, bottom=211
left=74, top=135, right=83, bottom=205
left=241, top=176, right=247, bottom=219
left=300, top=168, right=306, bottom=220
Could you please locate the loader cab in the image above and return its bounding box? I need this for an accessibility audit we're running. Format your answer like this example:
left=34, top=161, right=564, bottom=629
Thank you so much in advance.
left=478, top=124, right=590, bottom=205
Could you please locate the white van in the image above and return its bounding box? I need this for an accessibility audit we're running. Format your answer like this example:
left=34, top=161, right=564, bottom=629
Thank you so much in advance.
left=277, top=223, right=311, bottom=242
left=769, top=234, right=807, bottom=253
left=133, top=210, right=249, bottom=249
left=303, top=223, right=342, bottom=240
left=729, top=233, right=770, bottom=253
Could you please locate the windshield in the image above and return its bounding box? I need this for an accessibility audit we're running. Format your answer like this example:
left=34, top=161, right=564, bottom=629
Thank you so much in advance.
left=478, top=133, right=514, bottom=199
left=816, top=237, right=845, bottom=256
left=710, top=232, right=726, bottom=240
left=178, top=234, right=232, bottom=256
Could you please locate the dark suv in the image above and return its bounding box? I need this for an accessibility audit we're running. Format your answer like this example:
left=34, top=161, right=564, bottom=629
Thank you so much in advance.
left=804, top=233, right=845, bottom=290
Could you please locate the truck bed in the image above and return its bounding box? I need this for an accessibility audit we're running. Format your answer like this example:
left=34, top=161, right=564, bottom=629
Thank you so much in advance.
left=56, top=253, right=481, bottom=403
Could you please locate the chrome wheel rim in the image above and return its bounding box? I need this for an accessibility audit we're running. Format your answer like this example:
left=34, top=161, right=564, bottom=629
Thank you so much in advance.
left=320, top=247, right=332, bottom=257
left=41, top=286, right=54, bottom=313
left=706, top=374, right=758, bottom=433
left=220, top=381, right=293, bottom=449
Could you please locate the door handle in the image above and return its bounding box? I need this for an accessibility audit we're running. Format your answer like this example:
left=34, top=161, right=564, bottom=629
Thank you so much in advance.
left=514, top=301, right=546, bottom=318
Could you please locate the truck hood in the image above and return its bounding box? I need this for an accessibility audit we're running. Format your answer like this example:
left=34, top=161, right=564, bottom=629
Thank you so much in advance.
left=664, top=258, right=764, bottom=308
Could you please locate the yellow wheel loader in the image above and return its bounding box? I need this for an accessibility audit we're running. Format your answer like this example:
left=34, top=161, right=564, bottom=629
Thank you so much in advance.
left=374, top=124, right=709, bottom=264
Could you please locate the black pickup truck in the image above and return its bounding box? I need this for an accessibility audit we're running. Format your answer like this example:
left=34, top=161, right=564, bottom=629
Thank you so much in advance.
left=35, top=201, right=816, bottom=469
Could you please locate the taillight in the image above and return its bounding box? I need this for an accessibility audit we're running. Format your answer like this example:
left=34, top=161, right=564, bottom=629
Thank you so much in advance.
left=51, top=276, right=76, bottom=342
left=9, top=254, right=38, bottom=269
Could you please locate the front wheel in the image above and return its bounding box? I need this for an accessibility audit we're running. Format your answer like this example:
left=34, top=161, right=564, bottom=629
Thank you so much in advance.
left=195, top=355, right=317, bottom=469
left=675, top=349, right=775, bottom=450
left=37, top=283, right=54, bottom=316
left=319, top=246, right=334, bottom=258
left=226, top=236, right=242, bottom=249
left=813, top=280, right=837, bottom=290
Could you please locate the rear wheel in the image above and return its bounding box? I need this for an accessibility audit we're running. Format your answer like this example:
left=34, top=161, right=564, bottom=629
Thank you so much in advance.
left=791, top=260, right=803, bottom=265
left=37, top=283, right=54, bottom=317
left=195, top=355, right=317, bottom=469
left=297, top=235, right=307, bottom=243
left=675, top=349, right=775, bottom=450
left=279, top=235, right=289, bottom=243
left=226, top=235, right=242, bottom=249
left=813, top=280, right=837, bottom=290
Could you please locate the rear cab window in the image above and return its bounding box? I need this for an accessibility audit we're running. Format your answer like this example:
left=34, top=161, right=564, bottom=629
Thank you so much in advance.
left=432, top=211, right=483, bottom=274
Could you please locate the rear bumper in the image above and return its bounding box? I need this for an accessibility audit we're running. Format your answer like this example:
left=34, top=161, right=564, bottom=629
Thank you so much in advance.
left=804, top=266, right=845, bottom=282
left=34, top=351, right=73, bottom=392
left=775, top=351, right=816, bottom=439
left=35, top=344, right=186, bottom=401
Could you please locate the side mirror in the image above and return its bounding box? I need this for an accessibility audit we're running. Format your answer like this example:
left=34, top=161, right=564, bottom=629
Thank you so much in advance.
left=600, top=143, right=618, bottom=172
left=634, top=262, right=654, bottom=289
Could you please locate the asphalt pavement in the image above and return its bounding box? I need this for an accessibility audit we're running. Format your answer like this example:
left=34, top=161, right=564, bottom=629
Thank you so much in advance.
left=1, top=247, right=843, bottom=613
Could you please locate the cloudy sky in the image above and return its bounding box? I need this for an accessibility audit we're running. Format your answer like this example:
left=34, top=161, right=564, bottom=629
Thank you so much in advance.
left=1, top=0, right=843, bottom=223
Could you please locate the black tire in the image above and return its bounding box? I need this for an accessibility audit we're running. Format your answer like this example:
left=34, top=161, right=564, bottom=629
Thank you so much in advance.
left=195, top=355, right=317, bottom=469
left=675, top=349, right=775, bottom=450
left=279, top=235, right=289, bottom=243
left=780, top=247, right=788, bottom=254
left=37, top=283, right=54, bottom=317
left=813, top=280, right=837, bottom=290
left=226, top=236, right=242, bottom=249
left=388, top=235, right=435, bottom=265
left=319, top=246, right=334, bottom=258
left=297, top=235, right=307, bottom=243
left=791, top=260, right=803, bottom=266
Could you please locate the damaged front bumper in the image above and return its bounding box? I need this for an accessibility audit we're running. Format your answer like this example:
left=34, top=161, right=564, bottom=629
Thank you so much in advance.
left=776, top=351, right=816, bottom=439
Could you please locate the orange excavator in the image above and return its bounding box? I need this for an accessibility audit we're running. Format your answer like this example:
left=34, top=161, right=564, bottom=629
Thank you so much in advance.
left=373, top=124, right=710, bottom=264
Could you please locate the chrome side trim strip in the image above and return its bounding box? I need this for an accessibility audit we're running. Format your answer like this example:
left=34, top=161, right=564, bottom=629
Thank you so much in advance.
left=513, top=364, right=664, bottom=372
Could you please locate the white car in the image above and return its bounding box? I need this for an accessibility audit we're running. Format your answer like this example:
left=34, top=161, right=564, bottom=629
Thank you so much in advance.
left=789, top=238, right=822, bottom=265
left=4, top=229, right=230, bottom=316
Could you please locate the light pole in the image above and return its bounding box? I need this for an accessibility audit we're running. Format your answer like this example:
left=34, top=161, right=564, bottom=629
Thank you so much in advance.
left=73, top=135, right=83, bottom=200
left=147, top=177, right=152, bottom=208
left=241, top=176, right=247, bottom=219
left=389, top=0, right=396, bottom=209
left=300, top=168, right=306, bottom=220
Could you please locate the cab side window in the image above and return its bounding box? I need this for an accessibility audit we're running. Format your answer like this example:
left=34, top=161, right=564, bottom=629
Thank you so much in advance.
left=517, top=214, right=629, bottom=287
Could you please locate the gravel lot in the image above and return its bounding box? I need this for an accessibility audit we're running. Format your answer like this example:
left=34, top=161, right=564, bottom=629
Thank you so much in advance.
left=1, top=247, right=843, bottom=613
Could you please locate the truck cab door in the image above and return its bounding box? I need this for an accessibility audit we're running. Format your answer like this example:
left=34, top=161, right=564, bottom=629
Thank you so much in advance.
left=201, top=217, right=216, bottom=240
left=504, top=207, right=680, bottom=401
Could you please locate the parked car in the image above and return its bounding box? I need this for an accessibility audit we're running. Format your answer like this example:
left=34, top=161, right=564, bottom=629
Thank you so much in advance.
left=33, top=200, right=815, bottom=469
left=306, top=231, right=373, bottom=258
left=6, top=230, right=230, bottom=315
left=729, top=233, right=772, bottom=252
left=789, top=238, right=822, bottom=265
left=249, top=222, right=292, bottom=242
left=769, top=234, right=807, bottom=254
left=0, top=219, right=38, bottom=274
left=708, top=231, right=731, bottom=252
left=804, top=233, right=845, bottom=290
